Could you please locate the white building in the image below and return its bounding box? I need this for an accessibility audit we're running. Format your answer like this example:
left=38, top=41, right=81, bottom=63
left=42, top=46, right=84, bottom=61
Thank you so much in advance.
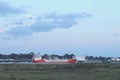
left=111, top=57, right=120, bottom=61
left=76, top=56, right=87, bottom=61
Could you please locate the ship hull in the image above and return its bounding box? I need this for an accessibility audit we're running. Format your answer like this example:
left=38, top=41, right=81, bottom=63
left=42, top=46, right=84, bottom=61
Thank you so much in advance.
left=32, top=59, right=76, bottom=64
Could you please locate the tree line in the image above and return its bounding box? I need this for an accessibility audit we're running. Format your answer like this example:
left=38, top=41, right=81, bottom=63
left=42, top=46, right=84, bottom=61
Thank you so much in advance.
left=0, top=52, right=35, bottom=60
left=0, top=52, right=75, bottom=60
left=86, top=56, right=112, bottom=61
left=0, top=52, right=113, bottom=61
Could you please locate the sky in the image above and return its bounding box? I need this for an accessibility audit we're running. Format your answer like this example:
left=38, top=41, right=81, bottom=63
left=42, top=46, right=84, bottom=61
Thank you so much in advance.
left=0, top=0, right=120, bottom=57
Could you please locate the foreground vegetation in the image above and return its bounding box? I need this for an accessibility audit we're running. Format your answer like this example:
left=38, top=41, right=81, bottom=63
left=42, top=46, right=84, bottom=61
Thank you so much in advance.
left=0, top=63, right=120, bottom=80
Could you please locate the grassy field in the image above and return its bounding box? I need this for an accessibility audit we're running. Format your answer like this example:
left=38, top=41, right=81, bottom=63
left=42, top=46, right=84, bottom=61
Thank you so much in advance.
left=0, top=63, right=120, bottom=80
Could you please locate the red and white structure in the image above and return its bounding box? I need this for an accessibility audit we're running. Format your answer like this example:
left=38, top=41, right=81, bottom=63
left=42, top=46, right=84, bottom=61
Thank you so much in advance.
left=32, top=54, right=76, bottom=64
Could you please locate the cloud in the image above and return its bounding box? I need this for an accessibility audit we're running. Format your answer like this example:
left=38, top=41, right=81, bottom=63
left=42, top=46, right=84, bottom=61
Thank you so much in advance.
left=0, top=1, right=24, bottom=16
left=0, top=13, right=92, bottom=39
left=29, top=13, right=91, bottom=32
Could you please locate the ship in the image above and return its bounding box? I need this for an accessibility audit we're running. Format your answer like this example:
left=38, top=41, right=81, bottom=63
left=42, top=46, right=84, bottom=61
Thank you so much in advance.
left=32, top=54, right=76, bottom=64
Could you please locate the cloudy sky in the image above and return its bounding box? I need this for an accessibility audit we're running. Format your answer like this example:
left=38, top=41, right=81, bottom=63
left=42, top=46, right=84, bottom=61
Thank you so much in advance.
left=0, top=0, right=120, bottom=57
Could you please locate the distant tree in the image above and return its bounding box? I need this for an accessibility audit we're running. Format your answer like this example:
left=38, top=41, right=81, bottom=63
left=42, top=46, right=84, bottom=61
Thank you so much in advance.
left=27, top=52, right=35, bottom=59
left=63, top=54, right=75, bottom=59
left=70, top=54, right=75, bottom=59
left=43, top=54, right=49, bottom=59
left=63, top=54, right=69, bottom=59
left=9, top=53, right=18, bottom=60
left=86, top=56, right=94, bottom=60
left=18, top=52, right=35, bottom=60
left=0, top=53, right=3, bottom=59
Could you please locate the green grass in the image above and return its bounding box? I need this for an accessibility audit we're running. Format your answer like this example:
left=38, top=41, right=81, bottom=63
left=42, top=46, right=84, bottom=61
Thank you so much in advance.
left=0, top=63, right=120, bottom=80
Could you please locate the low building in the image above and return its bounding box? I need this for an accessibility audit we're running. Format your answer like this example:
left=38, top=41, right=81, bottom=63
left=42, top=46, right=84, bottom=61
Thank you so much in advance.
left=111, top=57, right=120, bottom=61
left=76, top=56, right=87, bottom=62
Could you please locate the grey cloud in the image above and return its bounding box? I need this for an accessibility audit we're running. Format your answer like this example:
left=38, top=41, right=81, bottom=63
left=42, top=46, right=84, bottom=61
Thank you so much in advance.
left=6, top=27, right=31, bottom=37
left=0, top=27, right=30, bottom=39
left=0, top=13, right=92, bottom=39
left=0, top=1, right=24, bottom=16
left=29, top=13, right=92, bottom=32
